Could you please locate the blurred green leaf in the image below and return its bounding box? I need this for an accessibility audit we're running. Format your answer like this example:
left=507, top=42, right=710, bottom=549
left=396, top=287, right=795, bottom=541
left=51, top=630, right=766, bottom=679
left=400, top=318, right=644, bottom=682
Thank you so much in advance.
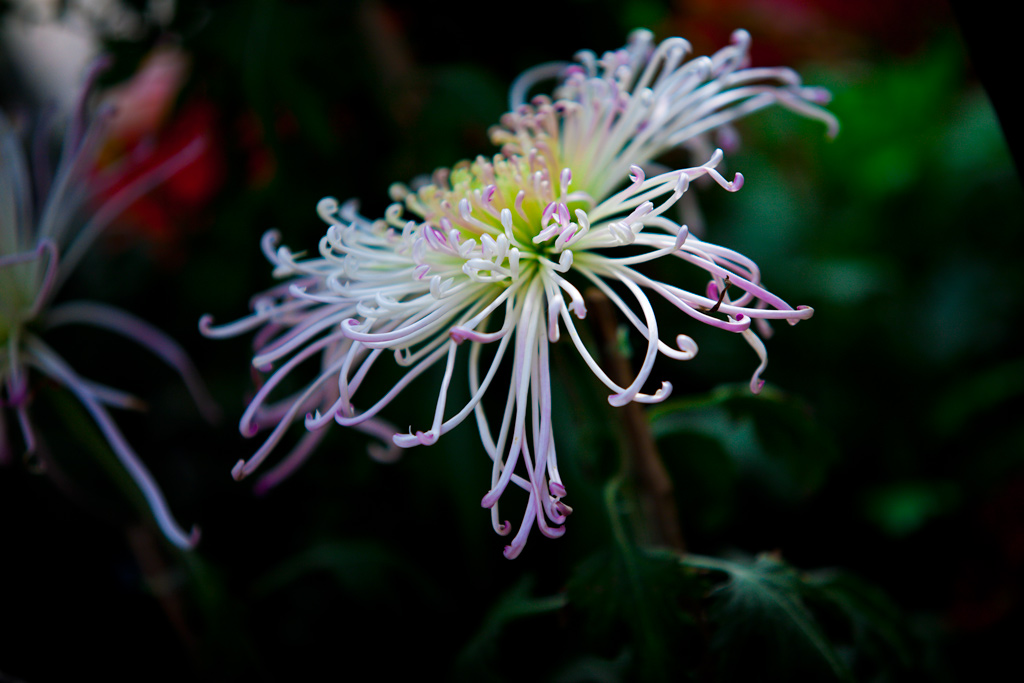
left=567, top=545, right=703, bottom=683
left=650, top=384, right=838, bottom=503
left=682, top=553, right=854, bottom=682
left=550, top=651, right=631, bottom=683
left=825, top=35, right=964, bottom=200
left=562, top=479, right=712, bottom=682
left=256, top=539, right=437, bottom=608
left=931, top=358, right=1024, bottom=438
left=803, top=569, right=916, bottom=672
left=801, top=257, right=894, bottom=306
left=862, top=480, right=960, bottom=537
left=456, top=575, right=568, bottom=680
left=659, top=430, right=737, bottom=534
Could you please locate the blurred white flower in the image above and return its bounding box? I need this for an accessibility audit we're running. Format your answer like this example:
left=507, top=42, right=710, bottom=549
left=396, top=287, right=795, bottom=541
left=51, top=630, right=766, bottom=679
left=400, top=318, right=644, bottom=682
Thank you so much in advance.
left=1, top=59, right=214, bottom=549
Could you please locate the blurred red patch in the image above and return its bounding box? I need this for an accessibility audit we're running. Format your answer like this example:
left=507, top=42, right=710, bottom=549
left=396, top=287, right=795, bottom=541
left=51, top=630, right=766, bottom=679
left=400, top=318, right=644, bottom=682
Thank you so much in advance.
left=93, top=97, right=225, bottom=266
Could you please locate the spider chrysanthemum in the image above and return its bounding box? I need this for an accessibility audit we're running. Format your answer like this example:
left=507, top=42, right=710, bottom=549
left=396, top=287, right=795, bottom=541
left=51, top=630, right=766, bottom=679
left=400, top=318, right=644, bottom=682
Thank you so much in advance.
left=202, top=29, right=836, bottom=558
left=1, top=60, right=214, bottom=549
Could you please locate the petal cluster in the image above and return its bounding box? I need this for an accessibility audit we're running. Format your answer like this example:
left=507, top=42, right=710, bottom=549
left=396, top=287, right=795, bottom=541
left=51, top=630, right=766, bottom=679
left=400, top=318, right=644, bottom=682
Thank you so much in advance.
left=498, top=28, right=837, bottom=200
left=207, top=29, right=833, bottom=558
left=199, top=219, right=401, bottom=493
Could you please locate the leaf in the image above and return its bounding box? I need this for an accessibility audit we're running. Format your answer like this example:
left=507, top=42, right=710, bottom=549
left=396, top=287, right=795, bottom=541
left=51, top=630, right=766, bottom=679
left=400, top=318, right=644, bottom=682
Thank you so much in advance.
left=862, top=480, right=960, bottom=537
left=256, top=539, right=436, bottom=608
left=567, top=546, right=705, bottom=683
left=455, top=575, right=568, bottom=680
left=550, top=651, right=632, bottom=683
left=658, top=430, right=738, bottom=535
left=570, top=478, right=710, bottom=681
left=650, top=384, right=838, bottom=503
left=682, top=553, right=855, bottom=682
left=802, top=569, right=916, bottom=672
left=930, top=358, right=1024, bottom=440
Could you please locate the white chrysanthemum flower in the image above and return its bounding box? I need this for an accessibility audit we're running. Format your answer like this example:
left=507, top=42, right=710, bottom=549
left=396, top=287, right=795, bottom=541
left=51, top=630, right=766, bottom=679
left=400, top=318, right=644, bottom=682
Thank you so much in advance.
left=0, top=60, right=214, bottom=549
left=501, top=28, right=837, bottom=198
left=204, top=29, right=835, bottom=558
left=199, top=227, right=401, bottom=494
